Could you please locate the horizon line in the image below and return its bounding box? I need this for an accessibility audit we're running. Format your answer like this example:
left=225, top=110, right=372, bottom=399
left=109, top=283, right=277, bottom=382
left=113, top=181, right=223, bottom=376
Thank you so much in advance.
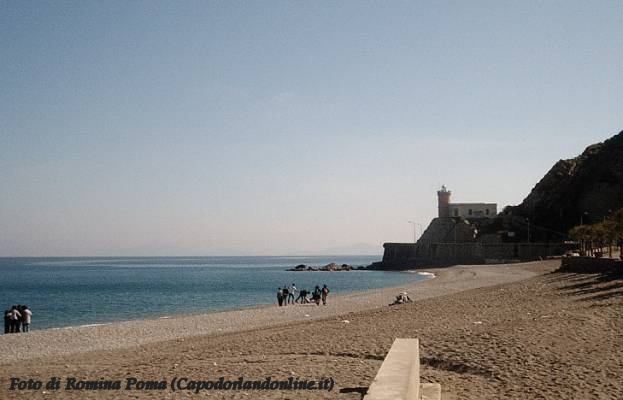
left=0, top=253, right=384, bottom=259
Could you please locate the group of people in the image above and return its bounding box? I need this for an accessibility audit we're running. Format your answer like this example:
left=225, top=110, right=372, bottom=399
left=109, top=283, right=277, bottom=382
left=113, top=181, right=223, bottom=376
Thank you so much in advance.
left=277, top=284, right=330, bottom=306
left=4, top=305, right=32, bottom=334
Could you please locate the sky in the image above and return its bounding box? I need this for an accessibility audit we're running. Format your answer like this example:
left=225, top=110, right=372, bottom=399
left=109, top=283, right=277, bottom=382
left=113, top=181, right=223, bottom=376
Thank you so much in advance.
left=1, top=1, right=622, bottom=256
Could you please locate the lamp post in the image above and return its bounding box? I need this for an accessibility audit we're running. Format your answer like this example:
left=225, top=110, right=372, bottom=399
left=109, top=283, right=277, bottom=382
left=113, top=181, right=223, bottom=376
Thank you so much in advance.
left=407, top=221, right=416, bottom=243
left=407, top=221, right=422, bottom=243
left=580, top=211, right=588, bottom=226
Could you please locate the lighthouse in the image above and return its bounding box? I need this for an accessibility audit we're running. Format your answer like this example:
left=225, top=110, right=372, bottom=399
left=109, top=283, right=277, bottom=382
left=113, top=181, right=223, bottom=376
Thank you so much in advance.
left=436, top=185, right=497, bottom=219
left=437, top=185, right=451, bottom=218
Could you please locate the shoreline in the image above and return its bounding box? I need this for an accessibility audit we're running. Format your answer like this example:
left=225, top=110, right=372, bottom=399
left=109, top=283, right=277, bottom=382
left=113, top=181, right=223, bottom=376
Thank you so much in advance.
left=11, top=269, right=428, bottom=332
left=0, top=261, right=551, bottom=364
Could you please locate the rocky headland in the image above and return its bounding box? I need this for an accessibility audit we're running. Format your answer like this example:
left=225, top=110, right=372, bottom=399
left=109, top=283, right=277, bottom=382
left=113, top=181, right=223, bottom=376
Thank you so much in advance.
left=507, top=130, right=623, bottom=240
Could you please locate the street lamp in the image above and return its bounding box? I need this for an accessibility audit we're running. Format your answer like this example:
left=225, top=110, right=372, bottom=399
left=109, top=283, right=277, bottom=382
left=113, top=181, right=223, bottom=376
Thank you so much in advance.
left=580, top=211, right=588, bottom=226
left=407, top=221, right=423, bottom=243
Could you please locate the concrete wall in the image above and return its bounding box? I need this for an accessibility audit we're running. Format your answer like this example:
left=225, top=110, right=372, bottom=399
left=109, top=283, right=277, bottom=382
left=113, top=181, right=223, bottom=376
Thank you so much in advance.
left=558, top=257, right=622, bottom=273
left=380, top=241, right=572, bottom=269
left=381, top=243, right=421, bottom=269
left=418, top=217, right=476, bottom=244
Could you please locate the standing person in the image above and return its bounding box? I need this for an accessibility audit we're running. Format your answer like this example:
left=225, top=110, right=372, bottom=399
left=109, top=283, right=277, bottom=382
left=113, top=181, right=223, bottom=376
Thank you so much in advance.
left=19, top=305, right=27, bottom=332
left=277, top=287, right=284, bottom=307
left=9, top=306, right=21, bottom=333
left=296, top=288, right=307, bottom=304
left=3, top=309, right=10, bottom=334
left=321, top=284, right=330, bottom=305
left=16, top=305, right=23, bottom=333
left=313, top=286, right=321, bottom=306
left=282, top=286, right=289, bottom=306
left=21, top=306, right=32, bottom=332
left=288, top=283, right=297, bottom=304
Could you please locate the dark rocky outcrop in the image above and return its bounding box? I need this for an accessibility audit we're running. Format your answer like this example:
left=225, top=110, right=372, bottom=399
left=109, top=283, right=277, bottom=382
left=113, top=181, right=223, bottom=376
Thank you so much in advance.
left=287, top=263, right=361, bottom=272
left=507, top=130, right=623, bottom=241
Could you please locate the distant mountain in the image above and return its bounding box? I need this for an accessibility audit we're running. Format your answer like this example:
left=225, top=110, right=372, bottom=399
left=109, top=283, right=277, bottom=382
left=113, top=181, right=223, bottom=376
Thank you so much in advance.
left=315, top=242, right=383, bottom=256
left=508, top=130, right=623, bottom=240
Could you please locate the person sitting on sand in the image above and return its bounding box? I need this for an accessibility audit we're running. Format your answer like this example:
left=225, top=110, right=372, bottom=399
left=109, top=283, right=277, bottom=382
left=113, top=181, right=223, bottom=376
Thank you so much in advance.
left=390, top=292, right=412, bottom=306
left=321, top=284, right=330, bottom=305
left=21, top=305, right=32, bottom=332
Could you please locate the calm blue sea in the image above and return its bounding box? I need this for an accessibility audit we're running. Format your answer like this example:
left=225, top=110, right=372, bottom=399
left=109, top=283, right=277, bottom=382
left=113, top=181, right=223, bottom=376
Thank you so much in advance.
left=0, top=256, right=423, bottom=330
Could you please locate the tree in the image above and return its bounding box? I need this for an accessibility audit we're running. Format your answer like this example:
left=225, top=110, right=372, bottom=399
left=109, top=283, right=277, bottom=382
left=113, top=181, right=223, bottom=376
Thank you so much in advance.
left=612, top=208, right=623, bottom=258
left=590, top=221, right=613, bottom=257
left=569, top=224, right=591, bottom=255
left=569, top=207, right=623, bottom=258
left=600, top=220, right=617, bottom=258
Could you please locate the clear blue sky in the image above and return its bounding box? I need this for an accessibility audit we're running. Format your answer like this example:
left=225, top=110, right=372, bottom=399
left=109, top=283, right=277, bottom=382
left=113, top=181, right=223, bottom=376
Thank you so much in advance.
left=1, top=1, right=622, bottom=256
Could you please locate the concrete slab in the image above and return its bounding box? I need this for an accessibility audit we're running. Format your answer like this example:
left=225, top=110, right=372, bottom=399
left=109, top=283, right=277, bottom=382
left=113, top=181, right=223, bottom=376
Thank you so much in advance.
left=363, top=338, right=420, bottom=400
left=420, top=383, right=441, bottom=400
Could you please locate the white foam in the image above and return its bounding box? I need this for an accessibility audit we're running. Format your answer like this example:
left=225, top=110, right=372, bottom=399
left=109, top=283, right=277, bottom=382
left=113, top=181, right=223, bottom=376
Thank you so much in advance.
left=75, top=323, right=112, bottom=329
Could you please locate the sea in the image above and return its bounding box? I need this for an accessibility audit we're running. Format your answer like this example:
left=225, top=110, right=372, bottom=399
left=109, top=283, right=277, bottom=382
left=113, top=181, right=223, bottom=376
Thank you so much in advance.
left=1, top=256, right=425, bottom=330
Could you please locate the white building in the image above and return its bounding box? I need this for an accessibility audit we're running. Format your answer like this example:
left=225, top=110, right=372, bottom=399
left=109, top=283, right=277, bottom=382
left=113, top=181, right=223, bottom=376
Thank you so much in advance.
left=448, top=203, right=497, bottom=219
left=437, top=186, right=497, bottom=219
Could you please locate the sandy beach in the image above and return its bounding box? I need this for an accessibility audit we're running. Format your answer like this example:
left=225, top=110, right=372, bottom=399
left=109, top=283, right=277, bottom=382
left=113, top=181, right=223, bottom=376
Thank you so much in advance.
left=1, top=259, right=621, bottom=399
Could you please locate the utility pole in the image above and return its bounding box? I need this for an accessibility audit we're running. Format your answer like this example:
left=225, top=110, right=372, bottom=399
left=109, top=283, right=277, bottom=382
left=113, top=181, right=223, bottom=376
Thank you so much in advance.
left=407, top=221, right=419, bottom=243
left=580, top=211, right=588, bottom=226
left=407, top=221, right=417, bottom=243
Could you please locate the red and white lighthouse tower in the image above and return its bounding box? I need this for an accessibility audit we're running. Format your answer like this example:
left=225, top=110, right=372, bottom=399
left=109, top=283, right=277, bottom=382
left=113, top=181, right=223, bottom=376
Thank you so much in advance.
left=437, top=185, right=451, bottom=218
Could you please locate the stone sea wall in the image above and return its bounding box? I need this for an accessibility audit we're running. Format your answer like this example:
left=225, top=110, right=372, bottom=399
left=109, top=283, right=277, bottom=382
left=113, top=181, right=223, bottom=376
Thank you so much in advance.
left=558, top=256, right=622, bottom=273
left=379, top=242, right=572, bottom=270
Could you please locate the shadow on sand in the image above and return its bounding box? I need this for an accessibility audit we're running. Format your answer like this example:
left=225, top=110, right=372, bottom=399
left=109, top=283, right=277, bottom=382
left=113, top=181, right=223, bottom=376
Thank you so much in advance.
left=552, top=269, right=623, bottom=305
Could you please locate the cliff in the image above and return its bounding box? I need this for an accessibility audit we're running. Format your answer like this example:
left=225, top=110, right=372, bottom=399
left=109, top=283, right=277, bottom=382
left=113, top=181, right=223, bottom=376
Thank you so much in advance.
left=508, top=130, right=623, bottom=240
